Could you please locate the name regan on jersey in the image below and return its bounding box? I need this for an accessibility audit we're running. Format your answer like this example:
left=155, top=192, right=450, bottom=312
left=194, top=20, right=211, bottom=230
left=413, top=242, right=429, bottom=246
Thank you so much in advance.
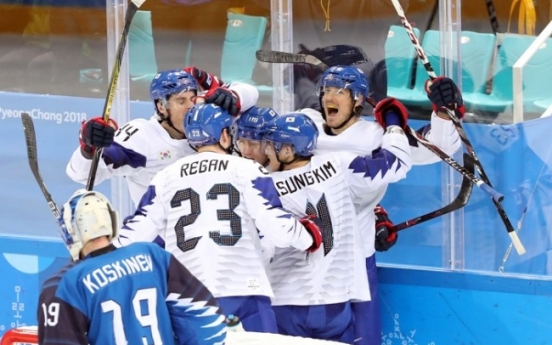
left=276, top=161, right=336, bottom=196
left=82, top=254, right=153, bottom=294
left=181, top=159, right=229, bottom=177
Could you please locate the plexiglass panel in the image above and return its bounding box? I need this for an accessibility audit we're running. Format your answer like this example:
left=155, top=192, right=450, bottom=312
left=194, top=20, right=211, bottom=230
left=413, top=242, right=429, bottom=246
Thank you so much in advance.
left=459, top=0, right=552, bottom=124
left=127, top=0, right=275, bottom=108
left=0, top=0, right=111, bottom=239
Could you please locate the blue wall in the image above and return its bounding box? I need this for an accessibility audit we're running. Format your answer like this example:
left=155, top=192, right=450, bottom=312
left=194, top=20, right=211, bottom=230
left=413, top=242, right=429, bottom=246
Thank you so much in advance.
left=378, top=267, right=552, bottom=344
left=1, top=237, right=551, bottom=343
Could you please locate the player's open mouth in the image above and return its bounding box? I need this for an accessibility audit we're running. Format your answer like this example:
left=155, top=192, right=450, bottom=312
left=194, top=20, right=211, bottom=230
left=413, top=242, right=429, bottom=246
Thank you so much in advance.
left=326, top=104, right=338, bottom=116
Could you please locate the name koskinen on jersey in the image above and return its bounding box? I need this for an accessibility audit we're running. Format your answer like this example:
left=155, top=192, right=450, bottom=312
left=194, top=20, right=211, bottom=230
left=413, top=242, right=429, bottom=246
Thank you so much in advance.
left=82, top=254, right=153, bottom=294
left=180, top=158, right=229, bottom=177
left=275, top=161, right=337, bottom=196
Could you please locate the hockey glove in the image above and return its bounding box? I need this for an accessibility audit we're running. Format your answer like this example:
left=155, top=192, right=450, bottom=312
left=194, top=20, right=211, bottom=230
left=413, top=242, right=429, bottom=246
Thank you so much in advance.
left=184, top=66, right=224, bottom=92
left=205, top=87, right=241, bottom=116
left=425, top=77, right=465, bottom=119
left=79, top=117, right=118, bottom=159
left=373, top=97, right=409, bottom=130
left=299, top=214, right=323, bottom=253
left=374, top=204, right=398, bottom=252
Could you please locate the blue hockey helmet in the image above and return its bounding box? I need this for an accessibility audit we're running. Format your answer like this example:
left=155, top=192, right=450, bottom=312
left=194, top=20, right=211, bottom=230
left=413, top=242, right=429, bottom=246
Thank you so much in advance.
left=264, top=113, right=319, bottom=157
left=236, top=106, right=279, bottom=141
left=150, top=69, right=198, bottom=103
left=185, top=103, right=234, bottom=147
left=316, top=65, right=369, bottom=105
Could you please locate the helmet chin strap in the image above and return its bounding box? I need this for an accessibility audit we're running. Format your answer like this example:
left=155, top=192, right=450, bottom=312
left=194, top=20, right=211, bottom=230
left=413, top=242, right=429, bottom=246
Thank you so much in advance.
left=322, top=111, right=357, bottom=135
left=274, top=147, right=309, bottom=171
left=218, top=133, right=235, bottom=155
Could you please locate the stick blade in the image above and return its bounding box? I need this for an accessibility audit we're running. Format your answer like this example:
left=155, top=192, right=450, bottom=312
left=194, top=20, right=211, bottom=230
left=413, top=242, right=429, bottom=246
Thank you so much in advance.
left=391, top=153, right=475, bottom=232
left=456, top=153, right=475, bottom=205
left=256, top=50, right=306, bottom=64
left=21, top=113, right=38, bottom=166
left=256, top=50, right=329, bottom=70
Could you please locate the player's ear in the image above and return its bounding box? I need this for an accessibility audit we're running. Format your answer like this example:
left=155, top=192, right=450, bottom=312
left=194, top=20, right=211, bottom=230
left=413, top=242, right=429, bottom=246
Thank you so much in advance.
left=283, top=144, right=294, bottom=157
left=156, top=100, right=166, bottom=113
left=221, top=128, right=231, bottom=145
left=354, top=96, right=364, bottom=108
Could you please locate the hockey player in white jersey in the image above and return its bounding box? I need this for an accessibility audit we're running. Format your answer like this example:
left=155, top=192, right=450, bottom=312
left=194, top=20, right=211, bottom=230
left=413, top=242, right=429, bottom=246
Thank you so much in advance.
left=115, top=103, right=324, bottom=334
left=66, top=69, right=258, bottom=206
left=262, top=110, right=412, bottom=344
left=306, top=66, right=463, bottom=345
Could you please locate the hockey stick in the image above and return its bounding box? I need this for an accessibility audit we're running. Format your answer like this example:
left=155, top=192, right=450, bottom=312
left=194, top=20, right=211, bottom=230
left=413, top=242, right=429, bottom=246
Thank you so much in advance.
left=256, top=50, right=330, bottom=70
left=21, top=113, right=73, bottom=246
left=498, top=143, right=552, bottom=271
left=392, top=153, right=474, bottom=232
left=389, top=0, right=525, bottom=255
left=255, top=44, right=368, bottom=70
left=86, top=0, right=146, bottom=191
left=485, top=0, right=501, bottom=34
left=365, top=97, right=503, bottom=202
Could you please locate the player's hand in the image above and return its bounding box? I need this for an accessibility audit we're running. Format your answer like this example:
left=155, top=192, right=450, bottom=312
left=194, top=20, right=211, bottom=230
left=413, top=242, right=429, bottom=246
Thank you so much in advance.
left=205, top=87, right=241, bottom=116
left=374, top=204, right=398, bottom=252
left=373, top=97, right=408, bottom=130
left=79, top=117, right=118, bottom=159
left=425, top=77, right=465, bottom=119
left=299, top=214, right=323, bottom=253
left=184, top=66, right=224, bottom=92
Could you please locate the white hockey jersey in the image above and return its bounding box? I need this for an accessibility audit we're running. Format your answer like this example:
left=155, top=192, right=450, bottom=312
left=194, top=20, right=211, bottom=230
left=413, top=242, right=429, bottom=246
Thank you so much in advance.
left=268, top=130, right=412, bottom=306
left=301, top=108, right=460, bottom=258
left=66, top=82, right=258, bottom=206
left=115, top=152, right=315, bottom=299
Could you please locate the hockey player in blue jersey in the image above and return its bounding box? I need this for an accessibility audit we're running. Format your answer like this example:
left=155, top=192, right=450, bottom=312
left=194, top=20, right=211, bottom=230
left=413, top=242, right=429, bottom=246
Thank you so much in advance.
left=115, top=103, right=324, bottom=334
left=38, top=189, right=226, bottom=345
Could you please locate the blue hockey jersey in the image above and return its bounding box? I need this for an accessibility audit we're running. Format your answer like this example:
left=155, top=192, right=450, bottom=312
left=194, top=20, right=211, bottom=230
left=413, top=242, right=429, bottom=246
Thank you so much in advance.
left=38, top=242, right=226, bottom=345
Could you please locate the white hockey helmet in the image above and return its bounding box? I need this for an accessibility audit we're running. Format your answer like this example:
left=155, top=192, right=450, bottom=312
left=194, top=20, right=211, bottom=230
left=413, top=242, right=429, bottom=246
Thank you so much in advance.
left=59, top=189, right=118, bottom=261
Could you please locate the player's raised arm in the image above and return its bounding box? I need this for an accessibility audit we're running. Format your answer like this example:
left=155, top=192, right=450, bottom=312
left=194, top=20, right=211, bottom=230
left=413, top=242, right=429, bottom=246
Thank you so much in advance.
left=65, top=115, right=120, bottom=186
left=411, top=77, right=463, bottom=165
left=343, top=97, right=412, bottom=191
left=184, top=65, right=259, bottom=115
